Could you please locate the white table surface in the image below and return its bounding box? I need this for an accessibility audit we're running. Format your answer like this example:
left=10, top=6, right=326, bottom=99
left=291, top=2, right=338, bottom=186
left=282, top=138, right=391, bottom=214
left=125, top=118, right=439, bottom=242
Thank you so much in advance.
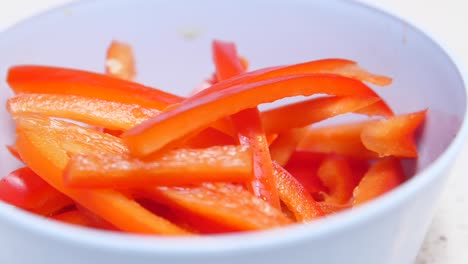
left=0, top=1, right=466, bottom=263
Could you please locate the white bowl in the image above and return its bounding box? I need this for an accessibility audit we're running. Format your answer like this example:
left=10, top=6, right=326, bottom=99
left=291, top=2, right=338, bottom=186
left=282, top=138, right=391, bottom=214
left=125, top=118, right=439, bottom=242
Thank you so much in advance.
left=0, top=0, right=466, bottom=263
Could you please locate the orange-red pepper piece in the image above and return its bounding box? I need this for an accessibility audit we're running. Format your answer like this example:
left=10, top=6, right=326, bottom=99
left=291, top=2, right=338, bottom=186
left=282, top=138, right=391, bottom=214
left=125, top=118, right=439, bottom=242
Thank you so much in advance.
left=141, top=183, right=292, bottom=231
left=212, top=40, right=280, bottom=209
left=299, top=110, right=427, bottom=159
left=361, top=110, right=427, bottom=158
left=261, top=96, right=390, bottom=134
left=7, top=94, right=160, bottom=131
left=272, top=162, right=323, bottom=222
left=298, top=121, right=378, bottom=159
left=123, top=74, right=383, bottom=156
left=353, top=157, right=405, bottom=205
left=137, top=198, right=235, bottom=234
left=106, top=40, right=136, bottom=81
left=7, top=65, right=182, bottom=110
left=14, top=113, right=190, bottom=235
left=64, top=145, right=253, bottom=188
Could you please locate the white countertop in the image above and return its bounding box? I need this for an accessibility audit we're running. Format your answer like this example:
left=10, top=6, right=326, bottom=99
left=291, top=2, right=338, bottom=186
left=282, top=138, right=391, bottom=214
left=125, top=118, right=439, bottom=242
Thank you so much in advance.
left=0, top=1, right=466, bottom=263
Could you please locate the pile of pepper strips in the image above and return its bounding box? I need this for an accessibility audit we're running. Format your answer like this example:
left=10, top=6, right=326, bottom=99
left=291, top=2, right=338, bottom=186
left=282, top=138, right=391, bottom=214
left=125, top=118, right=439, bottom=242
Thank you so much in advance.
left=0, top=40, right=426, bottom=235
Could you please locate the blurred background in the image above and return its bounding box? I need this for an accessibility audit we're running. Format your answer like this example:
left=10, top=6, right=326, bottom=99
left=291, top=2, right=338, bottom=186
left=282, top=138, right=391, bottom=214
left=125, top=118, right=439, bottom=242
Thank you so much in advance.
left=0, top=1, right=466, bottom=263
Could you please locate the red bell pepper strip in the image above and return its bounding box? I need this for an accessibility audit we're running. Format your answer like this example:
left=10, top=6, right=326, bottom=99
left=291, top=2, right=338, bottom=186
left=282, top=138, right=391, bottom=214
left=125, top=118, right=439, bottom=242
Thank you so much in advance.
left=245, top=59, right=392, bottom=87
left=298, top=121, right=378, bottom=159
left=317, top=155, right=355, bottom=204
left=7, top=94, right=160, bottom=131
left=213, top=40, right=246, bottom=81
left=7, top=65, right=183, bottom=110
left=267, top=95, right=392, bottom=165
left=8, top=93, right=234, bottom=150
left=361, top=110, right=427, bottom=158
left=63, top=145, right=253, bottom=188
left=0, top=167, right=73, bottom=215
left=261, top=95, right=389, bottom=134
left=299, top=110, right=427, bottom=159
left=212, top=40, right=280, bottom=209
left=106, top=40, right=136, bottom=81
left=140, top=183, right=292, bottom=231
left=14, top=113, right=190, bottom=235
left=353, top=157, right=405, bottom=205
left=192, top=58, right=392, bottom=99
left=122, top=74, right=382, bottom=156
left=272, top=162, right=323, bottom=222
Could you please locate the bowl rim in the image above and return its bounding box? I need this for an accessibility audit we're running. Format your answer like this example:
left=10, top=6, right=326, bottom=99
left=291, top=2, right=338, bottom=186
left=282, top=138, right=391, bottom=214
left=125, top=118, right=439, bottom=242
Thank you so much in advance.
left=0, top=0, right=467, bottom=255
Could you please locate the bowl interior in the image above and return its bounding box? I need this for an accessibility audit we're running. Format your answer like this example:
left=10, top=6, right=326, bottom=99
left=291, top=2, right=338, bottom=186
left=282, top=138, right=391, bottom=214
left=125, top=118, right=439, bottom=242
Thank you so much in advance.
left=0, top=0, right=465, bottom=240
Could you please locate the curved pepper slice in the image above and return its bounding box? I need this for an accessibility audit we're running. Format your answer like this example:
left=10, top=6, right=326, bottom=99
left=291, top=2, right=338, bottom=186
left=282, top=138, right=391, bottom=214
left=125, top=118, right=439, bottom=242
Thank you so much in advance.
left=353, top=157, right=405, bottom=205
left=7, top=94, right=160, bottom=131
left=317, top=155, right=355, bottom=204
left=141, top=183, right=292, bottom=231
left=122, top=74, right=382, bottom=156
left=7, top=65, right=183, bottom=110
left=192, top=58, right=392, bottom=99
left=213, top=40, right=280, bottom=209
left=14, top=113, right=190, bottom=235
left=64, top=145, right=253, bottom=188
left=0, top=167, right=73, bottom=215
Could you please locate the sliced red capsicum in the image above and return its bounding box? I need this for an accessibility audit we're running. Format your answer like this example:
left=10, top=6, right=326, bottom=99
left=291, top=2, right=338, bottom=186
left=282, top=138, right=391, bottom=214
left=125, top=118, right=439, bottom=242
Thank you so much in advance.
left=353, top=157, right=405, bottom=205
left=8, top=93, right=160, bottom=131
left=192, top=58, right=392, bottom=99
left=261, top=95, right=390, bottom=134
left=299, top=110, right=427, bottom=158
left=140, top=183, right=292, bottom=231
left=63, top=145, right=253, bottom=188
left=122, top=73, right=383, bottom=156
left=14, top=113, right=190, bottom=235
left=272, top=162, right=323, bottom=222
left=212, top=40, right=281, bottom=209
left=7, top=65, right=183, bottom=110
